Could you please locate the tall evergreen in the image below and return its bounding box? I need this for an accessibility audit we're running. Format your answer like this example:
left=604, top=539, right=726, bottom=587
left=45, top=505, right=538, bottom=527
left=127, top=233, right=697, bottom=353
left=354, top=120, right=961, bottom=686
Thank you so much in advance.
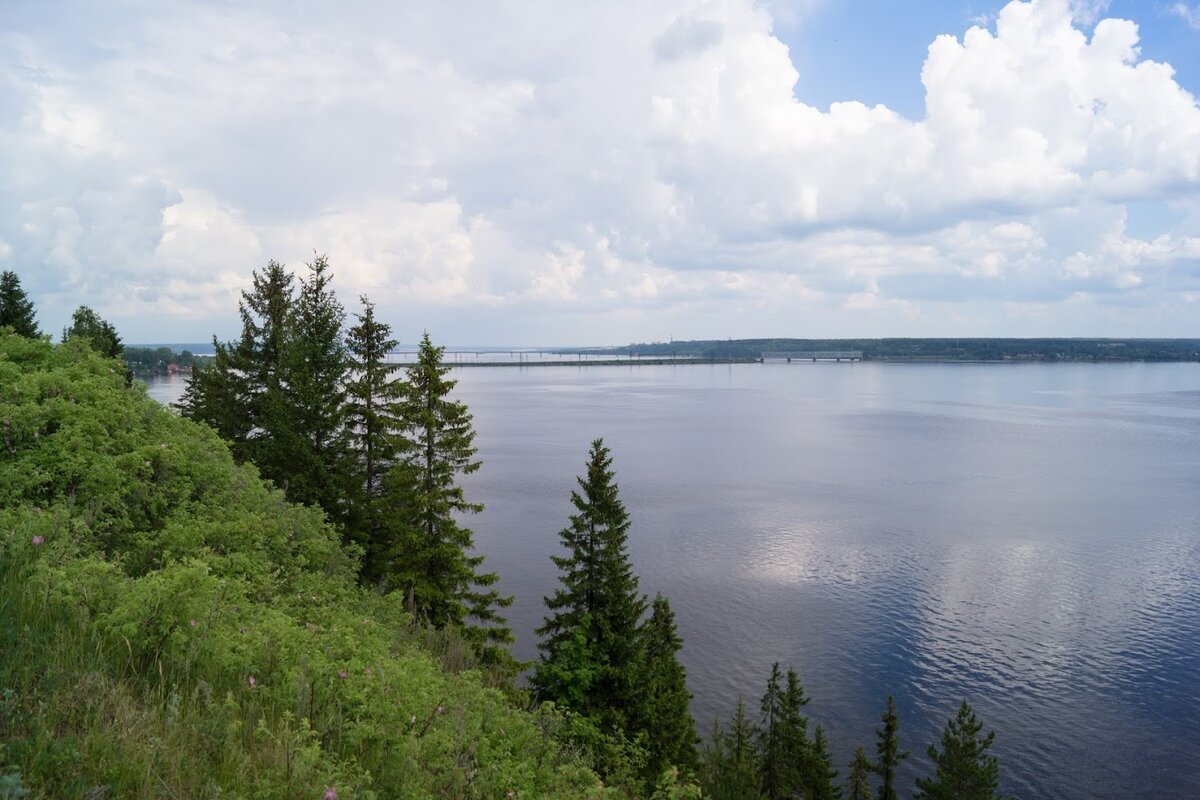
left=278, top=254, right=352, bottom=519
left=381, top=332, right=512, bottom=659
left=345, top=295, right=407, bottom=577
left=65, top=305, right=122, bottom=359
left=533, top=438, right=647, bottom=729
left=809, top=725, right=841, bottom=800
left=914, top=701, right=1001, bottom=800
left=0, top=271, right=38, bottom=337
left=845, top=746, right=873, bottom=800
left=181, top=260, right=293, bottom=469
left=703, top=699, right=763, bottom=800
left=177, top=337, right=253, bottom=446
left=758, top=663, right=811, bottom=800
left=873, top=696, right=909, bottom=800
left=636, top=594, right=699, bottom=781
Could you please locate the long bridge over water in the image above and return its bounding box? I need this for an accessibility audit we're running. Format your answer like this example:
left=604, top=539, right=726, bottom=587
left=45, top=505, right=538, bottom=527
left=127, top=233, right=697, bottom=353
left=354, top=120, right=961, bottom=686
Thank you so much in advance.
left=762, top=351, right=863, bottom=362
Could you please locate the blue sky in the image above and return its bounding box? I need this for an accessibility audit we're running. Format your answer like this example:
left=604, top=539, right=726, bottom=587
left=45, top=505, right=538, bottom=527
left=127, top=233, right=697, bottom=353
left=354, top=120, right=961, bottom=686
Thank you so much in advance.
left=1, top=0, right=1198, bottom=345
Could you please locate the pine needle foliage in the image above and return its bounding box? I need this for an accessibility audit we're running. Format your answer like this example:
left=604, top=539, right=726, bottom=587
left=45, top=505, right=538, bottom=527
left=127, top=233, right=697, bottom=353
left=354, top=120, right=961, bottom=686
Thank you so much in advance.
left=534, top=438, right=647, bottom=729
left=914, top=701, right=1002, bottom=800
left=0, top=271, right=38, bottom=338
left=873, top=695, right=909, bottom=800
left=381, top=332, right=513, bottom=662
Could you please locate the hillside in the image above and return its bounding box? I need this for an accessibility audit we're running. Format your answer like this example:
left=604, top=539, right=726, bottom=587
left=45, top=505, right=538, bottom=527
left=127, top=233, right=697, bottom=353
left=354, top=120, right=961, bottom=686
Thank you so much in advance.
left=0, top=333, right=613, bottom=799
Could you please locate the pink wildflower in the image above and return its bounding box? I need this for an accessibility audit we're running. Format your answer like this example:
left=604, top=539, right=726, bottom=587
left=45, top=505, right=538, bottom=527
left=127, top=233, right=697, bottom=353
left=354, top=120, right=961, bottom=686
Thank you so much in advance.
left=247, top=675, right=257, bottom=688
left=31, top=535, right=43, bottom=546
left=324, top=787, right=337, bottom=800
left=338, top=669, right=349, bottom=680
left=189, top=619, right=198, bottom=628
left=436, top=705, right=445, bottom=715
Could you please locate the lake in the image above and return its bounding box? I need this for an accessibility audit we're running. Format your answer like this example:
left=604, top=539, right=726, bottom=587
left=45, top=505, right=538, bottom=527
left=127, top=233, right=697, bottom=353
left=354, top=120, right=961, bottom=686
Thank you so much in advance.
left=145, top=362, right=1200, bottom=799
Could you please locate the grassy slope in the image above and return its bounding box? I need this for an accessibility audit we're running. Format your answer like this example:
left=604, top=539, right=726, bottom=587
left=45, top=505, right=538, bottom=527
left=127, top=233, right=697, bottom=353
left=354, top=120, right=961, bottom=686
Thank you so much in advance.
left=0, top=333, right=611, bottom=799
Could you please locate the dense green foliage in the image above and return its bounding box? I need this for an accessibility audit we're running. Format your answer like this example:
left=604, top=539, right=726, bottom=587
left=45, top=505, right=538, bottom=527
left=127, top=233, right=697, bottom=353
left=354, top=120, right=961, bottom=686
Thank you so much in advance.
left=874, top=696, right=909, bottom=800
left=533, top=440, right=699, bottom=792
left=0, top=332, right=613, bottom=798
left=0, top=271, right=38, bottom=338
left=64, top=305, right=123, bottom=360
left=914, top=701, right=1001, bottom=800
left=574, top=337, right=1200, bottom=362
left=380, top=332, right=514, bottom=661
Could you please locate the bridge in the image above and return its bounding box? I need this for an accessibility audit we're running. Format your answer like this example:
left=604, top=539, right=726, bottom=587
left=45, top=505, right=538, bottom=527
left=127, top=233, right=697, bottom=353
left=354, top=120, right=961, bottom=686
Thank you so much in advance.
left=762, top=350, right=863, bottom=362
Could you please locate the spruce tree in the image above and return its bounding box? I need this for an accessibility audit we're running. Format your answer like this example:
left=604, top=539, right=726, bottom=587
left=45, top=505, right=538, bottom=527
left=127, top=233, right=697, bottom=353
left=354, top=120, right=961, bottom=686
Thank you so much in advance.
left=913, top=701, right=1001, bottom=800
left=181, top=261, right=294, bottom=469
left=636, top=594, right=699, bottom=782
left=809, top=725, right=841, bottom=800
left=345, top=295, right=407, bottom=578
left=873, top=696, right=909, bottom=800
left=845, top=746, right=873, bottom=800
left=707, top=699, right=763, bottom=800
left=65, top=305, right=122, bottom=359
left=533, top=438, right=647, bottom=729
left=278, top=254, right=352, bottom=519
left=0, top=271, right=38, bottom=337
left=758, top=663, right=811, bottom=800
left=381, top=332, right=512, bottom=659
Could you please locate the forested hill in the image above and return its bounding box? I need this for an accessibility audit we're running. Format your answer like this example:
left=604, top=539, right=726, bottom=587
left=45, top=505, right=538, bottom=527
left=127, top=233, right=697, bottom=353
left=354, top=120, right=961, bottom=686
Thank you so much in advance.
left=563, top=338, right=1200, bottom=362
left=0, top=334, right=612, bottom=798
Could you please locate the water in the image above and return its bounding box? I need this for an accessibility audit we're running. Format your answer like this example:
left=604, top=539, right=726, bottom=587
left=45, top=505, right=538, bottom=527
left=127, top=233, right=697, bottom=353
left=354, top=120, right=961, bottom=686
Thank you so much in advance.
left=145, top=362, right=1200, bottom=799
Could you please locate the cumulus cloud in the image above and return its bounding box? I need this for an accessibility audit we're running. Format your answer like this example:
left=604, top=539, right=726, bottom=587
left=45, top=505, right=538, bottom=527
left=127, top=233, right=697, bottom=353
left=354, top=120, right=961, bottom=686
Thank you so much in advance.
left=0, top=0, right=1198, bottom=342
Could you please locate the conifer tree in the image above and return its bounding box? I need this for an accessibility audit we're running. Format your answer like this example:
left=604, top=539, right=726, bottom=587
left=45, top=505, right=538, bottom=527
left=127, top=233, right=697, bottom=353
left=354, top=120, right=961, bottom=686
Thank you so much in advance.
left=636, top=594, right=699, bottom=781
left=913, top=701, right=1001, bottom=800
left=808, top=725, right=841, bottom=800
left=704, top=699, right=763, bottom=800
left=381, top=332, right=512, bottom=659
left=0, top=271, right=38, bottom=337
left=181, top=261, right=293, bottom=468
left=758, top=663, right=811, bottom=800
left=65, top=305, right=122, bottom=359
left=533, top=438, right=647, bottom=729
left=845, top=746, right=873, bottom=800
left=278, top=254, right=352, bottom=519
left=873, top=696, right=909, bottom=800
left=345, top=295, right=406, bottom=577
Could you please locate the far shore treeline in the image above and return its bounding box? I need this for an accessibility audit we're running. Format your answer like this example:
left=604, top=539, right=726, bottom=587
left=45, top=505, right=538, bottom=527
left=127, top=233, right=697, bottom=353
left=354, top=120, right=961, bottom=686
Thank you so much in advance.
left=566, top=337, right=1200, bottom=362
left=2, top=264, right=1010, bottom=798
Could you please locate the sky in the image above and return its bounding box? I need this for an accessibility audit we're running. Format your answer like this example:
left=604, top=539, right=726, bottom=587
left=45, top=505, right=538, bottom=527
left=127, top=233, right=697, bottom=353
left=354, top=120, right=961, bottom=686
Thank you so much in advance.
left=2, top=0, right=1199, bottom=346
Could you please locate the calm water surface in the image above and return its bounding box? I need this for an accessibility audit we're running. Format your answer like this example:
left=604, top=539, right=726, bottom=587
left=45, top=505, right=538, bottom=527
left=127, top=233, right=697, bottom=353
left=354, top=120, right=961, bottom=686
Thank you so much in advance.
left=147, top=363, right=1200, bottom=799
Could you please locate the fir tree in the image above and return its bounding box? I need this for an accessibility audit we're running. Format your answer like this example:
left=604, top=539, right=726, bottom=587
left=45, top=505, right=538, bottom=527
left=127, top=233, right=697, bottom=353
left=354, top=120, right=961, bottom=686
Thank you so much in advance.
left=382, top=332, right=512, bottom=659
left=533, top=438, right=647, bottom=729
left=65, top=305, right=122, bottom=359
left=758, top=663, right=810, bottom=800
left=181, top=261, right=294, bottom=468
left=808, top=725, right=841, bottom=800
left=704, top=699, right=763, bottom=800
left=177, top=337, right=253, bottom=446
left=278, top=254, right=352, bottom=520
left=913, top=701, right=1001, bottom=800
left=0, top=271, right=38, bottom=337
left=345, top=295, right=406, bottom=577
left=636, top=594, right=699, bottom=782
left=845, top=746, right=873, bottom=800
left=873, top=696, right=909, bottom=800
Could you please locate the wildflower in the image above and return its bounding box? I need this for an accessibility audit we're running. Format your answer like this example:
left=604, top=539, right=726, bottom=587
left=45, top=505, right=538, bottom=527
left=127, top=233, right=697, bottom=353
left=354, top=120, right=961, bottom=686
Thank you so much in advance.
left=247, top=675, right=257, bottom=688
left=436, top=705, right=445, bottom=715
left=338, top=670, right=349, bottom=680
left=410, top=715, right=417, bottom=725
left=159, top=443, right=167, bottom=449
left=189, top=619, right=198, bottom=628
left=31, top=535, right=44, bottom=546
left=324, top=787, right=337, bottom=800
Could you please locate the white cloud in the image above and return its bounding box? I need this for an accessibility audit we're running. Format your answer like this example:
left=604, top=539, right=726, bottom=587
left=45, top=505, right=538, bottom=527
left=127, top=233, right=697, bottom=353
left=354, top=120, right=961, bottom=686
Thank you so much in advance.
left=1169, top=3, right=1200, bottom=30
left=0, top=0, right=1198, bottom=341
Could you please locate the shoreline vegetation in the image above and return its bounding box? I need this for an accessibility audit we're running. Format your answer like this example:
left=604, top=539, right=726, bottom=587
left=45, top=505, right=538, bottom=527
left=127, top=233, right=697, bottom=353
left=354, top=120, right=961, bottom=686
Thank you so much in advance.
left=3, top=264, right=1010, bottom=798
